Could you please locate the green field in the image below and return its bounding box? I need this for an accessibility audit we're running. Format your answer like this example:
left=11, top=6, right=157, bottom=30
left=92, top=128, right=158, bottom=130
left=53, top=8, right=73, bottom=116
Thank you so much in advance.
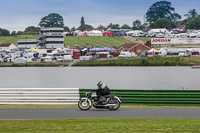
left=0, top=35, right=36, bottom=45
left=0, top=119, right=200, bottom=132
left=0, top=35, right=131, bottom=48
left=73, top=57, right=199, bottom=66
left=65, top=36, right=131, bottom=48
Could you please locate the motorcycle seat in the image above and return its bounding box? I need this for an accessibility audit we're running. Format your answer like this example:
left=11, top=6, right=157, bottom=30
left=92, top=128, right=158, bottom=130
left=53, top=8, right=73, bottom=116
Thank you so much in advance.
left=104, top=94, right=115, bottom=98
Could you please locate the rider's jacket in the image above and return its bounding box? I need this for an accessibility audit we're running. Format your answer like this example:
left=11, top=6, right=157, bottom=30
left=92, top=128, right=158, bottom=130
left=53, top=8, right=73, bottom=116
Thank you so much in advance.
left=98, top=85, right=110, bottom=96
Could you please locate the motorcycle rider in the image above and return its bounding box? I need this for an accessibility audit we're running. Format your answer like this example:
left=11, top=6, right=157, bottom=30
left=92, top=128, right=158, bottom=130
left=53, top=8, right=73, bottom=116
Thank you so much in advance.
left=96, top=81, right=110, bottom=104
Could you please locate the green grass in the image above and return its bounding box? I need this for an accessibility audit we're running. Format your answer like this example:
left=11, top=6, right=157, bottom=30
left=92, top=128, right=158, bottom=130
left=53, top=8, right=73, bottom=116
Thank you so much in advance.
left=65, top=36, right=131, bottom=48
left=0, top=35, right=131, bottom=48
left=0, top=35, right=36, bottom=45
left=73, top=57, right=198, bottom=66
left=0, top=119, right=200, bottom=133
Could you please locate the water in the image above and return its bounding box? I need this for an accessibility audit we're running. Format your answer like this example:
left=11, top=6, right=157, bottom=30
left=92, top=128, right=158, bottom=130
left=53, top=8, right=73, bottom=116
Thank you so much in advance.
left=0, top=67, right=199, bottom=89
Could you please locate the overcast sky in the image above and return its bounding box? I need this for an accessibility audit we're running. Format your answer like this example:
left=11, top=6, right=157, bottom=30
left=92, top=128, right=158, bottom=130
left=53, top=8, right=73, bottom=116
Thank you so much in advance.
left=0, top=0, right=200, bottom=31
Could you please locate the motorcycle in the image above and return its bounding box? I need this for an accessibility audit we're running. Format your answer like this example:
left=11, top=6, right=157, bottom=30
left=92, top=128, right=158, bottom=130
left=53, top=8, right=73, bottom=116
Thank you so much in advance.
left=78, top=90, right=121, bottom=111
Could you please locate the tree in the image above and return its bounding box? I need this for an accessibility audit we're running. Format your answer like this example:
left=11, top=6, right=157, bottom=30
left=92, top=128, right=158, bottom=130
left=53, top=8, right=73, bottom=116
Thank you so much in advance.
left=77, top=24, right=93, bottom=31
left=64, top=26, right=70, bottom=32
left=71, top=27, right=76, bottom=32
left=170, top=13, right=182, bottom=27
left=81, top=16, right=85, bottom=26
left=11, top=31, right=17, bottom=36
left=121, top=24, right=131, bottom=29
left=185, top=9, right=198, bottom=19
left=107, top=23, right=120, bottom=29
left=153, top=18, right=171, bottom=29
left=186, top=16, right=200, bottom=29
left=25, top=26, right=40, bottom=32
left=39, top=13, right=64, bottom=28
left=132, top=20, right=142, bottom=30
left=77, top=17, right=93, bottom=31
left=16, top=31, right=23, bottom=35
left=146, top=1, right=175, bottom=25
left=0, top=28, right=10, bottom=36
left=24, top=26, right=40, bottom=35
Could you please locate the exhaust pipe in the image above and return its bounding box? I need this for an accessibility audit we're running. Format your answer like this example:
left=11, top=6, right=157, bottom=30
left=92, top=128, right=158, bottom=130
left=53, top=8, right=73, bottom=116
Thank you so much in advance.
left=104, top=104, right=116, bottom=107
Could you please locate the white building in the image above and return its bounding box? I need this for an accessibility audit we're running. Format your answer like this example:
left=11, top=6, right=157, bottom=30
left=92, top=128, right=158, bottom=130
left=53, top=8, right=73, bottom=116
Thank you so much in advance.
left=0, top=43, right=18, bottom=52
left=38, top=27, right=64, bottom=49
left=18, top=39, right=38, bottom=49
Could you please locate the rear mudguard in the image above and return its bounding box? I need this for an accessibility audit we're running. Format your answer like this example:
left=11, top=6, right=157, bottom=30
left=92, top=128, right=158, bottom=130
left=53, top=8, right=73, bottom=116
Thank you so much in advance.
left=114, top=96, right=122, bottom=103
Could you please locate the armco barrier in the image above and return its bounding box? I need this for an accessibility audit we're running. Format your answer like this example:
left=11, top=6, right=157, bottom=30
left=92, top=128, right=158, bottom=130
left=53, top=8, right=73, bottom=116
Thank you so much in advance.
left=80, top=89, right=200, bottom=106
left=0, top=88, right=79, bottom=105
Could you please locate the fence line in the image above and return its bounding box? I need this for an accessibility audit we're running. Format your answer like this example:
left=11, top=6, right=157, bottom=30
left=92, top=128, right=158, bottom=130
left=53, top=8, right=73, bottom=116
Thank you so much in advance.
left=0, top=88, right=79, bottom=105
left=80, top=89, right=200, bottom=106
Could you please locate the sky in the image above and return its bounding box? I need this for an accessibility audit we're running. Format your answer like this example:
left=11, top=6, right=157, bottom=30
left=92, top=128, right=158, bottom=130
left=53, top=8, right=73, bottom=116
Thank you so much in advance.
left=0, top=0, right=200, bottom=32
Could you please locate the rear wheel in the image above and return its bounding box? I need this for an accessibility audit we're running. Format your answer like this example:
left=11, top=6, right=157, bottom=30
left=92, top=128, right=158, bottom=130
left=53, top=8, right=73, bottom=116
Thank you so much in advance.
left=109, top=98, right=120, bottom=111
left=78, top=99, right=91, bottom=111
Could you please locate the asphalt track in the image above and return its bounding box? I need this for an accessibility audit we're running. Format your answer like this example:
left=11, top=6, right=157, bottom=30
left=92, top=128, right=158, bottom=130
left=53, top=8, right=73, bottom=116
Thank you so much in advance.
left=0, top=108, right=200, bottom=120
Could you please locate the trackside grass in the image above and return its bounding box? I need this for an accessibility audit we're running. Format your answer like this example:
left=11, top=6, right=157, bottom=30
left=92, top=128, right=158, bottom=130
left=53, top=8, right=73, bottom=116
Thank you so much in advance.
left=73, top=57, right=199, bottom=66
left=0, top=119, right=200, bottom=133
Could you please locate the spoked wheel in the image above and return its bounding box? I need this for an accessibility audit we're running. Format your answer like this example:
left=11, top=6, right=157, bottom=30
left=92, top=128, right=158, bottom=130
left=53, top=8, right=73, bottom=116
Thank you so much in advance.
left=78, top=98, right=92, bottom=111
left=109, top=98, right=120, bottom=111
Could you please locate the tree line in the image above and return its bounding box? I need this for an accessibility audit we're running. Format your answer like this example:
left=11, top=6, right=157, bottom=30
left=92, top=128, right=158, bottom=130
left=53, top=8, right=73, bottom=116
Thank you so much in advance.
left=0, top=0, right=200, bottom=36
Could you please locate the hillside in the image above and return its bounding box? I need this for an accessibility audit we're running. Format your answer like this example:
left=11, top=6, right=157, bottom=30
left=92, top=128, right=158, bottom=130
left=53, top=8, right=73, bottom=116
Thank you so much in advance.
left=0, top=35, right=131, bottom=48
left=0, top=35, right=37, bottom=45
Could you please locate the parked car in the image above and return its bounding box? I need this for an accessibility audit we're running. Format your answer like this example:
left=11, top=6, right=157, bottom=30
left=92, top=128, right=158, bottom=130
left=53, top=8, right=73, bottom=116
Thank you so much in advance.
left=26, top=58, right=32, bottom=63
left=178, top=50, right=191, bottom=57
left=0, top=58, right=4, bottom=63
left=56, top=56, right=64, bottom=62
left=191, top=50, right=199, bottom=55
left=118, top=52, right=137, bottom=58
left=80, top=55, right=93, bottom=61
left=41, top=56, right=52, bottom=62
left=63, top=55, right=73, bottom=61
left=140, top=50, right=148, bottom=57
left=14, top=58, right=26, bottom=64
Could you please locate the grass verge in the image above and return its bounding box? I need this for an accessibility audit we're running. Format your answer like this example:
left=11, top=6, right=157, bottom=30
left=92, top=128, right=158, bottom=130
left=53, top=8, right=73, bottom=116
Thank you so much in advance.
left=0, top=119, right=200, bottom=132
left=73, top=57, right=199, bottom=66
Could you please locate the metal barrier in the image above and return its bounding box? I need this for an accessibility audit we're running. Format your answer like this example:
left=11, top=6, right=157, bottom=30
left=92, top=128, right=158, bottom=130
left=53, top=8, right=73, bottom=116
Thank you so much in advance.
left=0, top=88, right=79, bottom=105
left=80, top=89, right=200, bottom=106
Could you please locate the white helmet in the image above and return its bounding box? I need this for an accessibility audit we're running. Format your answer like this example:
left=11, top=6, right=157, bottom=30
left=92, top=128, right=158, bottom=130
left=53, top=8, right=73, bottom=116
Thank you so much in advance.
left=97, top=81, right=106, bottom=89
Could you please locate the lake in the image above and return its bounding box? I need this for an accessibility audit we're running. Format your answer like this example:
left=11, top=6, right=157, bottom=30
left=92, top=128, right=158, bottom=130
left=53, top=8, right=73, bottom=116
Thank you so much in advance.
left=0, top=67, right=199, bottom=90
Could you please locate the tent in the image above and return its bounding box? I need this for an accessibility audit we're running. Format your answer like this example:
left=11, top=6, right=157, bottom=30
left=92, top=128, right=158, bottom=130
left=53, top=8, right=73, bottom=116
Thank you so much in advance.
left=87, top=30, right=103, bottom=36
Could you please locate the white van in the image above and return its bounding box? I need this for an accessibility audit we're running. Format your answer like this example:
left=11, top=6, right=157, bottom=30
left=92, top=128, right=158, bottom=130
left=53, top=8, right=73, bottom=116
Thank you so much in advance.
left=118, top=52, right=137, bottom=58
left=178, top=50, right=191, bottom=57
left=63, top=55, right=73, bottom=61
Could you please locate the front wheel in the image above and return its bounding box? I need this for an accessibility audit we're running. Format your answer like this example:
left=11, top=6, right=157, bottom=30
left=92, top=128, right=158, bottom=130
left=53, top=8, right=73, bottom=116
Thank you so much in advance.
left=109, top=98, right=121, bottom=111
left=78, top=98, right=92, bottom=111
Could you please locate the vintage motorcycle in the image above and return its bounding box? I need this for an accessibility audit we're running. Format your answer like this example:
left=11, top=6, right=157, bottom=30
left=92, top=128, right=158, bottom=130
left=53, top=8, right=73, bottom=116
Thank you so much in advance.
left=78, top=90, right=121, bottom=111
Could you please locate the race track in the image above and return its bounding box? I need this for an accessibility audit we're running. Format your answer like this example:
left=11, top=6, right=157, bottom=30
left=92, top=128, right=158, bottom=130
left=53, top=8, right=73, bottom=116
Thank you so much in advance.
left=0, top=108, right=200, bottom=120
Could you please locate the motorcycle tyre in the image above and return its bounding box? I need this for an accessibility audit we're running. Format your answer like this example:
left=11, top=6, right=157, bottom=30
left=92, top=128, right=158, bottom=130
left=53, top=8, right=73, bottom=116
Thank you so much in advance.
left=78, top=99, right=92, bottom=111
left=108, top=98, right=120, bottom=111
